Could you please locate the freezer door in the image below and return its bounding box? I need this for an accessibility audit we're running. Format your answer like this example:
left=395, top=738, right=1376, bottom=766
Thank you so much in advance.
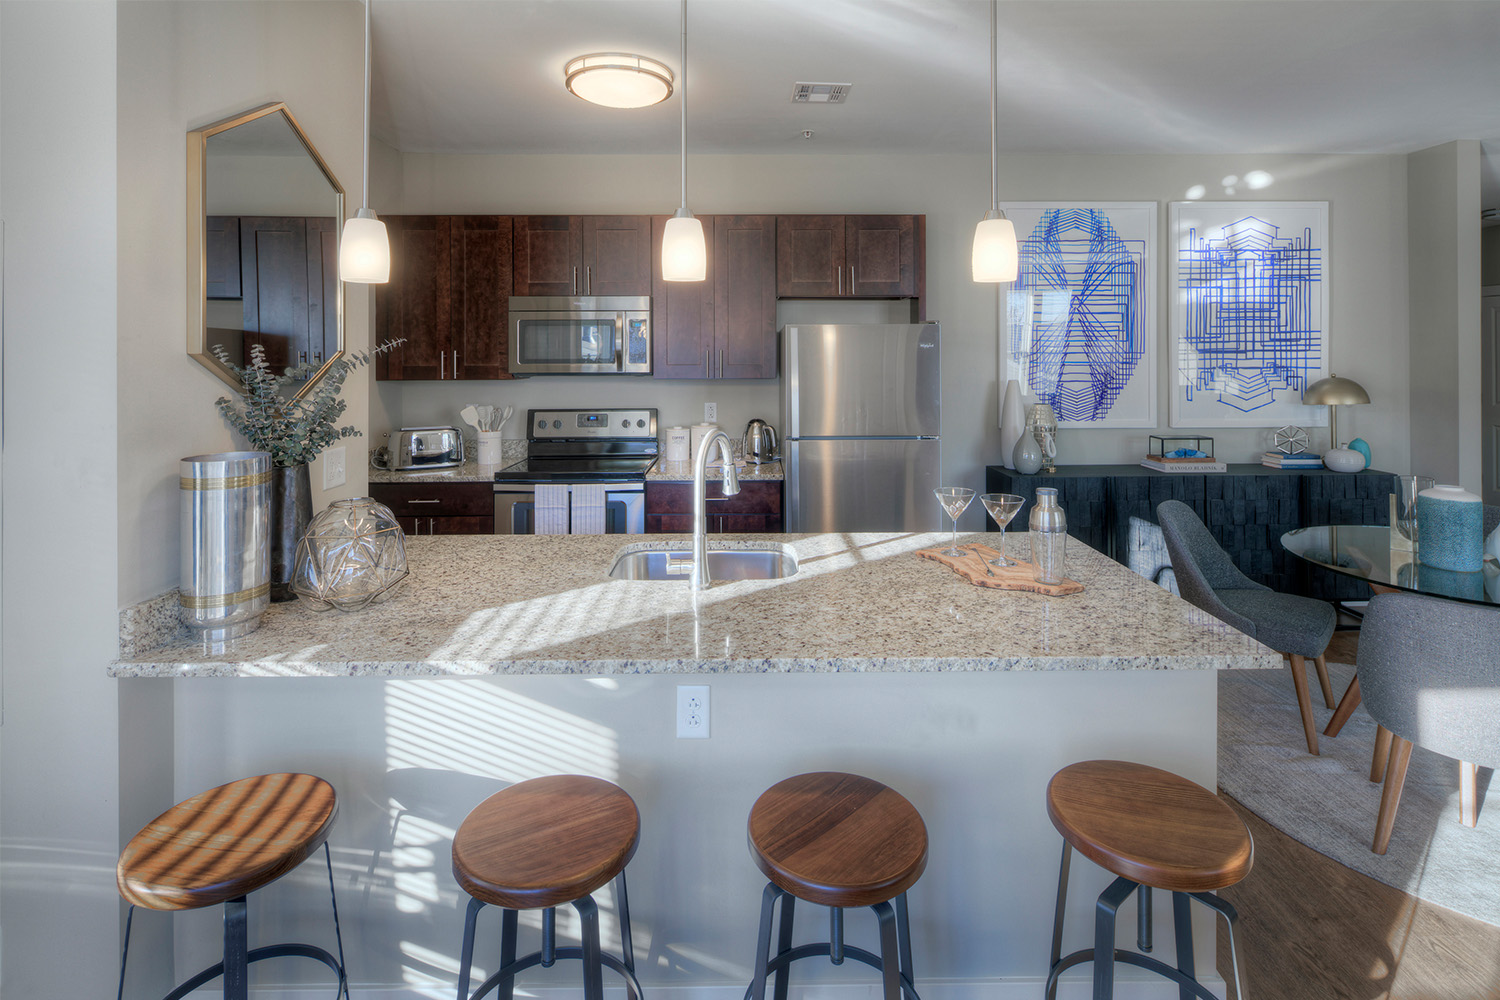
left=782, top=324, right=940, bottom=438
left=785, top=438, right=942, bottom=532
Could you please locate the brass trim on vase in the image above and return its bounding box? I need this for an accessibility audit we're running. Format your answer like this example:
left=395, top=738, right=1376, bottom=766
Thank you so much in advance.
left=179, top=471, right=274, bottom=491
left=178, top=581, right=271, bottom=611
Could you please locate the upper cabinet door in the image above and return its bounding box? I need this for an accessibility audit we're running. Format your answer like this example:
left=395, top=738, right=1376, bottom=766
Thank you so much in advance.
left=651, top=214, right=715, bottom=379
left=377, top=216, right=452, bottom=380
left=582, top=216, right=651, bottom=296
left=305, top=216, right=339, bottom=370
left=845, top=215, right=918, bottom=297
left=451, top=216, right=513, bottom=380
left=776, top=215, right=845, bottom=297
left=513, top=216, right=583, bottom=296
left=240, top=216, right=310, bottom=373
left=205, top=216, right=241, bottom=300
left=716, top=215, right=777, bottom=379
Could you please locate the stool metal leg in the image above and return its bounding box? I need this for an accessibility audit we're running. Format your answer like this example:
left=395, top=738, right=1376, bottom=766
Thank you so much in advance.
left=117, top=904, right=136, bottom=1000
left=1047, top=841, right=1073, bottom=1000
left=829, top=907, right=845, bottom=965
left=541, top=908, right=556, bottom=968
left=574, top=894, right=605, bottom=1000
left=1137, top=886, right=1153, bottom=953
left=457, top=896, right=485, bottom=1000
left=616, top=871, right=636, bottom=974
left=1172, top=892, right=1195, bottom=1000
left=894, top=892, right=915, bottom=994
left=1192, top=891, right=1248, bottom=1000
left=749, top=882, right=781, bottom=1000
left=1091, top=877, right=1136, bottom=1000
left=322, top=842, right=350, bottom=1000
left=223, top=896, right=249, bottom=1000
left=773, top=890, right=796, bottom=1000
left=498, top=907, right=518, bottom=1000
left=872, top=900, right=902, bottom=1000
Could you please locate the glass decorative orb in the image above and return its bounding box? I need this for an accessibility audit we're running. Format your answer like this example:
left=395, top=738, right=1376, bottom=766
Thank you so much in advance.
left=292, top=497, right=408, bottom=612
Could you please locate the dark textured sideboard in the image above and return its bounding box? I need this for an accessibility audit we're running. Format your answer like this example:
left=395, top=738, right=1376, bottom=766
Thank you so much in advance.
left=985, top=464, right=1396, bottom=601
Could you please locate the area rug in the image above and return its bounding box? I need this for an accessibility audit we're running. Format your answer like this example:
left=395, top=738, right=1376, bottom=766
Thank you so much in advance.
left=1219, top=660, right=1500, bottom=927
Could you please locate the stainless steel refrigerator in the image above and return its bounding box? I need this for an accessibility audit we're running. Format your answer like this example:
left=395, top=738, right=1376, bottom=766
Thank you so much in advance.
left=781, top=323, right=941, bottom=532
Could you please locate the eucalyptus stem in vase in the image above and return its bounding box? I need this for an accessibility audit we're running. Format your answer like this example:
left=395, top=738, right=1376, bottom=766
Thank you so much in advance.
left=211, top=340, right=401, bottom=600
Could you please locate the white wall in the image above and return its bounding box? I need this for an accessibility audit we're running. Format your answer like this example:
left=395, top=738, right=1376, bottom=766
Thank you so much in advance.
left=117, top=0, right=369, bottom=609
left=0, top=3, right=121, bottom=996
left=1407, top=140, right=1483, bottom=491
left=377, top=151, right=1413, bottom=527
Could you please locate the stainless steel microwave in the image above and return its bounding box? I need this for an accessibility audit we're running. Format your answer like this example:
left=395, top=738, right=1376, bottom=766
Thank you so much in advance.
left=508, top=296, right=651, bottom=375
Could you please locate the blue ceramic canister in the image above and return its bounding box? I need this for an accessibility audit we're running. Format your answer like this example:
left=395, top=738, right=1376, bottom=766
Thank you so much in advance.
left=1417, top=484, right=1484, bottom=572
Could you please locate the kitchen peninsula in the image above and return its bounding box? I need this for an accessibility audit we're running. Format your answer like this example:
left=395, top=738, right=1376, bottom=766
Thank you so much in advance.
left=112, top=532, right=1277, bottom=995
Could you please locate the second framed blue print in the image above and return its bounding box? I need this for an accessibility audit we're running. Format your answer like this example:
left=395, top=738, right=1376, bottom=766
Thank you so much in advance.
left=999, top=203, right=1157, bottom=428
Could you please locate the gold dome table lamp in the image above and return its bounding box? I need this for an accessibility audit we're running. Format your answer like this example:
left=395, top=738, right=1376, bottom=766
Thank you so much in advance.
left=1302, top=374, right=1370, bottom=472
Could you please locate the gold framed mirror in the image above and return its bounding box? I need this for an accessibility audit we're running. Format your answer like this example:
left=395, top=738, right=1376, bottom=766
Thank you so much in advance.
left=187, top=102, right=345, bottom=397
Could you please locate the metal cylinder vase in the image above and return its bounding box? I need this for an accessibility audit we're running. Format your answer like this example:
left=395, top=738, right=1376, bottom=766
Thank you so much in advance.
left=179, top=451, right=271, bottom=641
left=271, top=464, right=314, bottom=602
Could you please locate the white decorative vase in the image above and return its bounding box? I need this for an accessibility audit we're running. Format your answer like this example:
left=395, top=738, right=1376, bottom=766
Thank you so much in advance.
left=999, top=379, right=1026, bottom=471
left=1322, top=445, right=1365, bottom=473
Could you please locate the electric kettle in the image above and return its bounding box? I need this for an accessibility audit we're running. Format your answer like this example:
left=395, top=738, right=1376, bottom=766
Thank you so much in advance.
left=742, top=419, right=779, bottom=465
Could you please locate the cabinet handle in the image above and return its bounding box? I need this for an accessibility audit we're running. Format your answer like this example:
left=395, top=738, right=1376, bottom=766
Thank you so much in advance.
left=313, top=351, right=322, bottom=364
left=837, top=265, right=842, bottom=295
left=453, top=350, right=458, bottom=377
left=299, top=351, right=308, bottom=364
left=849, top=265, right=854, bottom=294
left=440, top=352, right=445, bottom=379
left=587, top=265, right=592, bottom=294
left=408, top=498, right=442, bottom=504
left=718, top=348, right=724, bottom=378
left=573, top=266, right=579, bottom=295
left=429, top=518, right=437, bottom=534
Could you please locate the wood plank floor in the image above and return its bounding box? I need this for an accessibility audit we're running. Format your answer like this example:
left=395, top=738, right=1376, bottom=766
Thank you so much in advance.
left=1216, top=627, right=1500, bottom=999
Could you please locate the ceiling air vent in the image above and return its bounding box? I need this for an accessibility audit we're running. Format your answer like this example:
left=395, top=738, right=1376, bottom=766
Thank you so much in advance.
left=792, top=82, right=851, bottom=104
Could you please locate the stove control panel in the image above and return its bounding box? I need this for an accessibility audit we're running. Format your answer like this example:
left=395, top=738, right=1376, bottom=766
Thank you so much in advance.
left=528, top=408, right=657, bottom=440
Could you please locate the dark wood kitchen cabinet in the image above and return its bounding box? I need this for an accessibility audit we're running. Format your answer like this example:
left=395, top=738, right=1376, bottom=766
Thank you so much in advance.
left=776, top=214, right=923, bottom=307
left=652, top=214, right=777, bottom=379
left=377, top=216, right=514, bottom=381
left=205, top=216, right=242, bottom=300
left=239, top=216, right=311, bottom=373
left=645, top=480, right=782, bottom=533
left=512, top=215, right=650, bottom=297
left=369, top=482, right=494, bottom=535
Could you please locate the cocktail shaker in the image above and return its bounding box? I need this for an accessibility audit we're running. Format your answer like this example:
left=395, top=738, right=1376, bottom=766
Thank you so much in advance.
left=1029, top=487, right=1067, bottom=584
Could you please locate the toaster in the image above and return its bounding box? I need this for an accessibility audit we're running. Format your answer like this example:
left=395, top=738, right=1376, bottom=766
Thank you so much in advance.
left=383, top=426, right=464, bottom=471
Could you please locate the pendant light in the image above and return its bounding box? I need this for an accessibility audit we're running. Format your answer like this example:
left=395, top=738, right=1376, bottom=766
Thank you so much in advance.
left=972, top=0, right=1017, bottom=283
left=661, top=0, right=706, bottom=282
left=339, top=0, right=390, bottom=284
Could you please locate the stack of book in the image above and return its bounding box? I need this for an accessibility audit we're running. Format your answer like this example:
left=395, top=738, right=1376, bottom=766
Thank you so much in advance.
left=1261, top=451, right=1325, bottom=469
left=1141, top=454, right=1227, bottom=473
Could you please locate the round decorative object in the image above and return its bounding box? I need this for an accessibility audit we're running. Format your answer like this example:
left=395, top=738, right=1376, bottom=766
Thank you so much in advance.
left=1322, top=447, right=1365, bottom=473
left=1348, top=437, right=1372, bottom=469
left=1273, top=426, right=1309, bottom=455
left=1013, top=432, right=1043, bottom=475
left=292, top=497, right=408, bottom=612
left=1417, top=485, right=1484, bottom=572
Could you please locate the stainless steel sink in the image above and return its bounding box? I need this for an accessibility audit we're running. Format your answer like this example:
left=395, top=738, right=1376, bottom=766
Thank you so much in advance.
left=608, top=547, right=798, bottom=582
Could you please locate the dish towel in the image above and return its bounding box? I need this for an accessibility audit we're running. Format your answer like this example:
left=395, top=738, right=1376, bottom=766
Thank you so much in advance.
left=570, top=484, right=607, bottom=535
left=534, top=484, right=569, bottom=535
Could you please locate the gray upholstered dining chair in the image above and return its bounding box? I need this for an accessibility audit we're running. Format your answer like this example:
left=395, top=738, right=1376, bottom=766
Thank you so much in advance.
left=1359, top=591, right=1500, bottom=854
left=1157, top=499, right=1337, bottom=754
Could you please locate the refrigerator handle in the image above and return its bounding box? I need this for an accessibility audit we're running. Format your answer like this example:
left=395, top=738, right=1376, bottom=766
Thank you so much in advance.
left=783, top=439, right=799, bottom=532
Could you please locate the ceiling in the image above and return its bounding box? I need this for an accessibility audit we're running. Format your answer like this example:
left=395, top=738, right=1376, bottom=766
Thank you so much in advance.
left=368, top=0, right=1500, bottom=207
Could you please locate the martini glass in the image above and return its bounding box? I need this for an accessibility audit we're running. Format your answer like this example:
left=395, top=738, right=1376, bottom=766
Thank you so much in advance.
left=933, top=487, right=975, bottom=556
left=979, top=493, right=1025, bottom=566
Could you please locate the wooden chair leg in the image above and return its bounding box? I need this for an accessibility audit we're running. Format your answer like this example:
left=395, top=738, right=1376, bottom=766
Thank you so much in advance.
left=1312, top=653, right=1335, bottom=709
left=1373, top=735, right=1414, bottom=855
left=1371, top=724, right=1393, bottom=783
left=1287, top=653, right=1320, bottom=755
left=1325, top=674, right=1362, bottom=737
left=1460, top=761, right=1480, bottom=828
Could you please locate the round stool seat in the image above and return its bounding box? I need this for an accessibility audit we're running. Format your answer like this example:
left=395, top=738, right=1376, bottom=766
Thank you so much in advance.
left=117, top=773, right=337, bottom=911
left=749, top=771, right=927, bottom=909
left=453, top=774, right=640, bottom=910
left=1046, top=760, right=1252, bottom=892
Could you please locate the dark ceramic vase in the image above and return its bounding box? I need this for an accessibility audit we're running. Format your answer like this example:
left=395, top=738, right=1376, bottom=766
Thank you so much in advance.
left=270, top=464, right=312, bottom=602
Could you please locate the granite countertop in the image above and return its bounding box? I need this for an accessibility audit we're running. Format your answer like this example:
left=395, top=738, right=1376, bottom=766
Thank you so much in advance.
left=112, top=532, right=1279, bottom=678
left=647, top=460, right=782, bottom=482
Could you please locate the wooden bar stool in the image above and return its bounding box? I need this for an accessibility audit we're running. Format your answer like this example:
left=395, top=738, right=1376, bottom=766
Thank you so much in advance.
left=451, top=774, right=642, bottom=1000
left=746, top=772, right=927, bottom=1000
left=1045, top=761, right=1252, bottom=1000
left=115, top=772, right=347, bottom=1000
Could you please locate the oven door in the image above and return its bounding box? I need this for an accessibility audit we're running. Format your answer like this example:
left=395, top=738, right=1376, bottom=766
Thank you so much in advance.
left=508, top=297, right=651, bottom=375
left=493, top=484, right=645, bottom=534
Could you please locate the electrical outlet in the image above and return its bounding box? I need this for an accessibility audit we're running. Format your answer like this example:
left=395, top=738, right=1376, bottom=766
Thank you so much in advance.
left=676, top=685, right=710, bottom=739
left=704, top=402, right=718, bottom=423
left=322, top=446, right=347, bottom=490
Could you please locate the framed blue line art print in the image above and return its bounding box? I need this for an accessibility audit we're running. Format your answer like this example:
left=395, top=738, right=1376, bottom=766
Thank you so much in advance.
left=999, top=203, right=1156, bottom=428
left=1168, top=201, right=1330, bottom=429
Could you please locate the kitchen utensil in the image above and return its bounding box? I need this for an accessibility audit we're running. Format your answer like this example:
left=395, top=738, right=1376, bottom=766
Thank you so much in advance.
left=478, top=405, right=494, bottom=431
left=460, top=405, right=480, bottom=432
left=933, top=486, right=974, bottom=557
left=979, top=493, right=1024, bottom=567
left=742, top=419, right=779, bottom=465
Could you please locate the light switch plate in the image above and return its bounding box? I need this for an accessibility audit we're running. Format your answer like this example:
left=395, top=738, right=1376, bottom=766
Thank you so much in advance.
left=322, top=446, right=347, bottom=489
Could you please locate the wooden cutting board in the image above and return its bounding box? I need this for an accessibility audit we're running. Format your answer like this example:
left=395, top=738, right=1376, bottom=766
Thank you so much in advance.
left=917, top=543, right=1083, bottom=596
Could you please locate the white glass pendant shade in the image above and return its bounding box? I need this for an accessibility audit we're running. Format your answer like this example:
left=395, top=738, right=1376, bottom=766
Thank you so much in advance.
left=565, top=54, right=673, bottom=108
left=662, top=212, right=706, bottom=282
left=972, top=214, right=1018, bottom=282
left=339, top=208, right=390, bottom=284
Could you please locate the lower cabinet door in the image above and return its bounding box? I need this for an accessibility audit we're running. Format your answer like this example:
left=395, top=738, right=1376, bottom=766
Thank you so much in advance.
left=397, top=515, right=494, bottom=535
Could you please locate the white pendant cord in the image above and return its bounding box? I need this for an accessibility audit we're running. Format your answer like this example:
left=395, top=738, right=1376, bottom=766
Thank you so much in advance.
left=678, top=0, right=688, bottom=213
left=989, top=0, right=997, bottom=213
left=362, top=0, right=372, bottom=212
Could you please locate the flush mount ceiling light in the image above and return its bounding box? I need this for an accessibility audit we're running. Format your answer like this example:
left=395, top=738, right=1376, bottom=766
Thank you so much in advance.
left=661, top=0, right=706, bottom=282
left=565, top=53, right=674, bottom=109
left=339, top=0, right=389, bottom=283
left=972, top=0, right=1017, bottom=283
